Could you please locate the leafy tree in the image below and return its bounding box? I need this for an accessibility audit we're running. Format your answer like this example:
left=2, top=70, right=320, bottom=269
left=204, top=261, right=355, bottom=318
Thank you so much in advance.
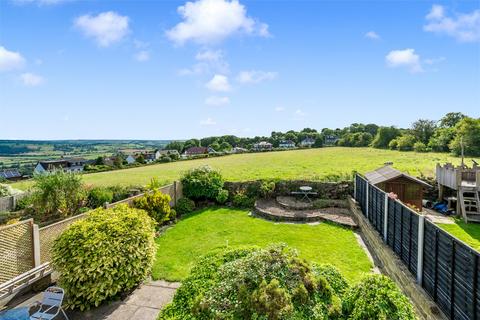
left=396, top=134, right=417, bottom=151
left=219, top=141, right=232, bottom=151
left=136, top=154, right=146, bottom=164
left=450, top=117, right=480, bottom=156
left=183, top=139, right=200, bottom=151
left=440, top=112, right=466, bottom=128
left=411, top=119, right=437, bottom=144
left=428, top=127, right=455, bottom=152
left=371, top=126, right=401, bottom=149
left=112, top=155, right=123, bottom=168
left=164, top=141, right=185, bottom=152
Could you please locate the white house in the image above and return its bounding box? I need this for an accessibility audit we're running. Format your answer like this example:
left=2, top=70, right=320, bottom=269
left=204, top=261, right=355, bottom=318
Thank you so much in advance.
left=230, top=147, right=248, bottom=154
left=300, top=137, right=316, bottom=147
left=34, top=158, right=87, bottom=174
left=324, top=135, right=339, bottom=146
left=253, top=141, right=273, bottom=151
left=279, top=140, right=296, bottom=149
left=125, top=155, right=136, bottom=165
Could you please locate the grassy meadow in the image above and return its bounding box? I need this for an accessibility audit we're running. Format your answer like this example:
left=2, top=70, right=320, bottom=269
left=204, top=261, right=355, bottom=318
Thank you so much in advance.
left=12, top=147, right=478, bottom=190
left=152, top=207, right=372, bottom=283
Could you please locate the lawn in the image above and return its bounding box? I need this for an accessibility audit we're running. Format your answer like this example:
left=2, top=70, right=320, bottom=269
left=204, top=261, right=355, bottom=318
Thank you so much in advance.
left=437, top=219, right=480, bottom=251
left=13, top=147, right=477, bottom=190
left=152, top=207, right=372, bottom=283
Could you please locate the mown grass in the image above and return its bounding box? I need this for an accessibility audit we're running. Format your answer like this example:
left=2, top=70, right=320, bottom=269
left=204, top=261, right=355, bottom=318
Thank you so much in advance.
left=437, top=219, right=480, bottom=251
left=152, top=207, right=372, bottom=283
left=13, top=147, right=477, bottom=190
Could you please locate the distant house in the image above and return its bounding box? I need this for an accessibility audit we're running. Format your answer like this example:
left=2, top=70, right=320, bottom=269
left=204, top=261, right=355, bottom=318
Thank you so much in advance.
left=125, top=155, right=136, bottom=165
left=253, top=141, right=273, bottom=151
left=207, top=147, right=218, bottom=154
left=34, top=158, right=87, bottom=174
left=184, top=146, right=208, bottom=156
left=300, top=137, right=316, bottom=147
left=142, top=150, right=160, bottom=163
left=279, top=140, right=296, bottom=149
left=324, top=135, right=339, bottom=146
left=230, top=147, right=248, bottom=154
left=158, top=150, right=180, bottom=158
left=0, top=169, right=22, bottom=181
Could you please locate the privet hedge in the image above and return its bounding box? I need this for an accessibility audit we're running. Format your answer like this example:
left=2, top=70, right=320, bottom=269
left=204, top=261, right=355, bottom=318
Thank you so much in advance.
left=52, top=204, right=156, bottom=310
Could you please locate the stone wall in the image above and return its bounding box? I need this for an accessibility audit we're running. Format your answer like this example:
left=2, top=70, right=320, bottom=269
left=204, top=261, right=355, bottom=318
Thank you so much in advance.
left=224, top=180, right=353, bottom=199
left=348, top=197, right=447, bottom=320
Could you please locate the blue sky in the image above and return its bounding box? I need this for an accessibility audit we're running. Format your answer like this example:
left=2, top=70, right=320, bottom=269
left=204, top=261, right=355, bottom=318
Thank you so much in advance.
left=0, top=0, right=479, bottom=140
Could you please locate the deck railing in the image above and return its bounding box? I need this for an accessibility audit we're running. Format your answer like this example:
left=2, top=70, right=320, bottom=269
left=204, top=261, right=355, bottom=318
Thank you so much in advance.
left=436, top=163, right=479, bottom=190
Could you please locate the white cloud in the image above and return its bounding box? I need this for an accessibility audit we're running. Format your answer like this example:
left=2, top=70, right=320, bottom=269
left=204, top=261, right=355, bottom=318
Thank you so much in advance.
left=294, top=109, right=306, bottom=117
left=166, top=0, right=269, bottom=45
left=385, top=48, right=423, bottom=73
left=0, top=46, right=25, bottom=72
left=200, top=117, right=216, bottom=126
left=275, top=106, right=285, bottom=112
left=179, top=49, right=229, bottom=76
left=236, top=70, right=277, bottom=84
left=424, top=5, right=480, bottom=43
left=74, top=11, right=130, bottom=47
left=205, top=74, right=231, bottom=91
left=365, top=31, right=380, bottom=40
left=20, top=72, right=45, bottom=86
left=205, top=95, right=230, bottom=106
left=134, top=50, right=150, bottom=62
left=424, top=56, right=446, bottom=65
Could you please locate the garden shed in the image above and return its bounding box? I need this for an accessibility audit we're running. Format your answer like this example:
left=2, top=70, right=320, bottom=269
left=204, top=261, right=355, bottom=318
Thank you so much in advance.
left=364, top=165, right=431, bottom=210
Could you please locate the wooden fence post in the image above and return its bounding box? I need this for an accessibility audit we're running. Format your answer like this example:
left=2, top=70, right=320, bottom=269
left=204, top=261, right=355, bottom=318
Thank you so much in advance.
left=354, top=175, right=357, bottom=200
left=384, top=194, right=388, bottom=242
left=32, top=224, right=41, bottom=267
left=417, top=215, right=425, bottom=284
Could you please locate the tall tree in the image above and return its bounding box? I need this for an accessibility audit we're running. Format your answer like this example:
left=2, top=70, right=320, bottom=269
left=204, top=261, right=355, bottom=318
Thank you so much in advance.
left=411, top=119, right=437, bottom=144
left=440, top=112, right=466, bottom=128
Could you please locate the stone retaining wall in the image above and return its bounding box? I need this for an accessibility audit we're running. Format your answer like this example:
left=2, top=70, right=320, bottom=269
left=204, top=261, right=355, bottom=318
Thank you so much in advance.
left=348, top=197, right=447, bottom=320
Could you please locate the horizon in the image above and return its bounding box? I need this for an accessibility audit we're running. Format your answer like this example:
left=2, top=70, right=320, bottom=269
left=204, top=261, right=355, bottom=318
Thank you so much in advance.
left=1, top=0, right=479, bottom=140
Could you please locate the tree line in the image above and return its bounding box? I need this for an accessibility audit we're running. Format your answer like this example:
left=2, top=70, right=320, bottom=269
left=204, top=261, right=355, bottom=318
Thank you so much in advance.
left=164, top=112, right=480, bottom=156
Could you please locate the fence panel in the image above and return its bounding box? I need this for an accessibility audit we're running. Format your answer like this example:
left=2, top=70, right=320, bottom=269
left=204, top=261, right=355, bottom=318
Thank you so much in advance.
left=368, top=184, right=385, bottom=237
left=0, top=193, right=29, bottom=212
left=0, top=220, right=34, bottom=283
left=355, top=175, right=367, bottom=215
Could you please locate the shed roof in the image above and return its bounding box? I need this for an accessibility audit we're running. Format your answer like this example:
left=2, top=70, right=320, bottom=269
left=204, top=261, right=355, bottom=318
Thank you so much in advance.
left=364, top=165, right=431, bottom=188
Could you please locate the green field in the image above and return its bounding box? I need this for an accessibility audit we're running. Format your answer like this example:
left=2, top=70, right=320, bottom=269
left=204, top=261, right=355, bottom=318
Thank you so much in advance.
left=437, top=219, right=480, bottom=251
left=152, top=207, right=372, bottom=283
left=13, top=147, right=477, bottom=190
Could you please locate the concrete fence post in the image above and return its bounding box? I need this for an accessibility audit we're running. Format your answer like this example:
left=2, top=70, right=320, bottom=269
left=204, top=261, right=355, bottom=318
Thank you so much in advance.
left=417, top=215, right=425, bottom=284
left=365, top=181, right=369, bottom=219
left=384, top=194, right=389, bottom=242
left=174, top=181, right=178, bottom=206
left=32, top=224, right=41, bottom=267
left=354, top=175, right=357, bottom=200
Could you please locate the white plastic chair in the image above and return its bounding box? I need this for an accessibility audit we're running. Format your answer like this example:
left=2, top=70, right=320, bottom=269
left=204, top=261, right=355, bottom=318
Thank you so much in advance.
left=29, top=287, right=69, bottom=320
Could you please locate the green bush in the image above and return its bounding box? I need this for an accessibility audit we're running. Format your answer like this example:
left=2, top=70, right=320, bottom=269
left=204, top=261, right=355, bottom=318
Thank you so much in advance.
left=160, top=245, right=340, bottom=320
left=133, top=190, right=174, bottom=224
left=175, top=197, right=196, bottom=216
left=259, top=180, right=276, bottom=198
left=313, top=264, right=349, bottom=297
left=413, top=141, right=428, bottom=153
left=52, top=204, right=156, bottom=310
left=181, top=166, right=224, bottom=201
left=215, top=189, right=229, bottom=204
left=87, top=187, right=113, bottom=208
left=342, top=274, right=416, bottom=320
left=0, top=184, right=10, bottom=197
left=31, top=171, right=86, bottom=222
left=109, top=185, right=134, bottom=203
left=232, top=191, right=256, bottom=208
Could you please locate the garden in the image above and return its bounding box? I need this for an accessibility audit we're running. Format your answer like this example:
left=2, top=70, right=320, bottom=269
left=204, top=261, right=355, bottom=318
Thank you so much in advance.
left=1, top=166, right=421, bottom=319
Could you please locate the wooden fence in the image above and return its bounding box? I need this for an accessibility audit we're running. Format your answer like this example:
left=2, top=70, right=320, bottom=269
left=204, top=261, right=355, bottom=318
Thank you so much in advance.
left=0, top=193, right=29, bottom=212
left=0, top=182, right=182, bottom=291
left=355, top=174, right=480, bottom=320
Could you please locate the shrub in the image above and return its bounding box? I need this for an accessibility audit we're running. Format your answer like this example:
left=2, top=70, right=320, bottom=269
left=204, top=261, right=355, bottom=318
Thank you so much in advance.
left=181, top=166, right=224, bottom=201
left=87, top=187, right=113, bottom=208
left=215, top=189, right=229, bottom=204
left=109, top=185, right=134, bottom=203
left=133, top=190, right=173, bottom=224
left=160, top=245, right=339, bottom=320
left=342, top=274, right=416, bottom=320
left=232, top=191, right=256, bottom=208
left=396, top=134, right=417, bottom=151
left=31, top=171, right=86, bottom=222
left=175, top=197, right=196, bottom=216
left=413, top=141, right=428, bottom=152
left=259, top=180, right=276, bottom=198
left=313, top=264, right=349, bottom=297
left=52, top=204, right=156, bottom=310
left=0, top=184, right=10, bottom=197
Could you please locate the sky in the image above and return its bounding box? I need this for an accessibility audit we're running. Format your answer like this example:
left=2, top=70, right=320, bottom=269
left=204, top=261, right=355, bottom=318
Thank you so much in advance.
left=0, top=0, right=479, bottom=140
